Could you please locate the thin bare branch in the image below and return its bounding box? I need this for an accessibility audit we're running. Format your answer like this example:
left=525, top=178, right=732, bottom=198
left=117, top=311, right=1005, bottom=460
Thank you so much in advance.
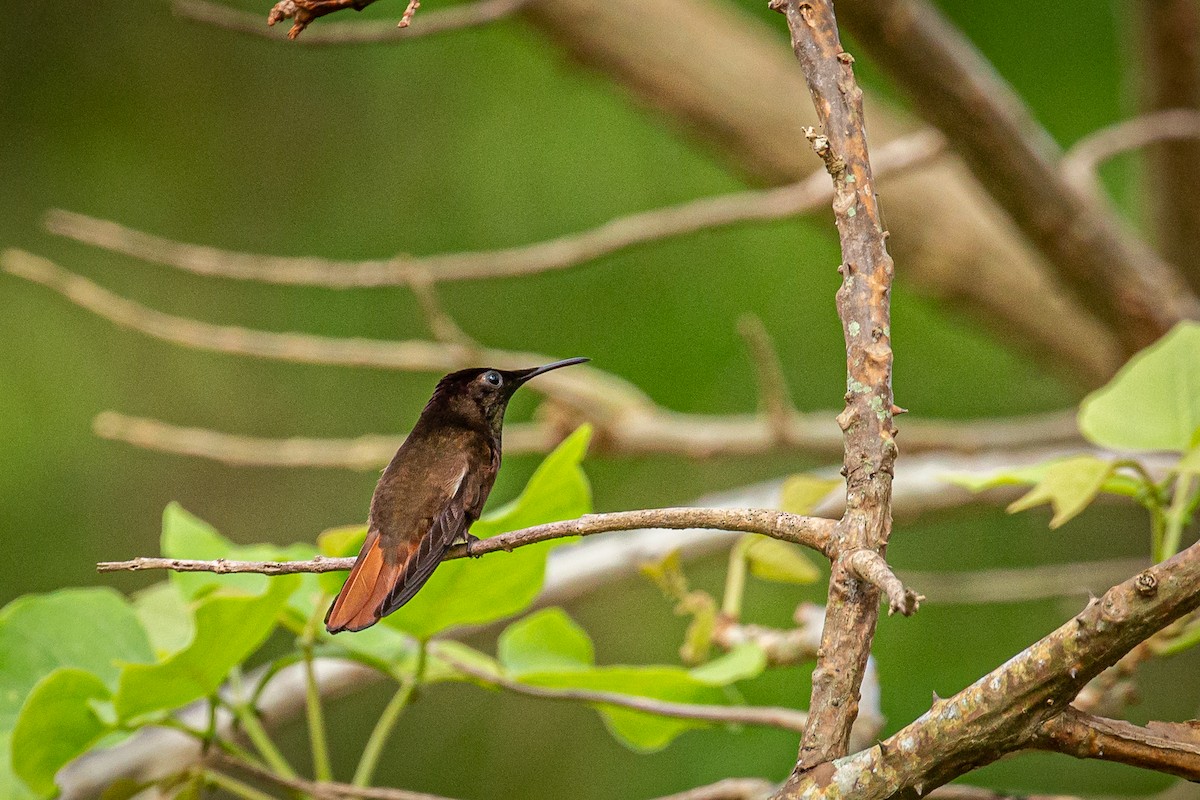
left=1036, top=709, right=1200, bottom=782
left=439, top=651, right=811, bottom=733
left=737, top=314, right=795, bottom=441
left=902, top=557, right=1150, bottom=606
left=771, top=0, right=900, bottom=770
left=843, top=549, right=923, bottom=617
left=833, top=0, right=1200, bottom=353
left=97, top=507, right=839, bottom=576
left=173, top=0, right=528, bottom=44
left=1062, top=109, right=1200, bottom=199
left=42, top=131, right=941, bottom=290
left=774, top=544, right=1200, bottom=798
left=88, top=405, right=1082, bottom=464
left=1136, top=0, right=1200, bottom=289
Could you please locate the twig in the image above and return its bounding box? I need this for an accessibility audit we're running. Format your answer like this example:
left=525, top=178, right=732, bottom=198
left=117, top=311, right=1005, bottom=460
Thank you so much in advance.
left=396, top=0, right=418, bottom=28
left=771, top=0, right=901, bottom=770
left=176, top=0, right=527, bottom=44
left=1035, top=708, right=1200, bottom=782
left=88, top=405, right=1082, bottom=464
left=439, top=651, right=811, bottom=733
left=268, top=0, right=378, bottom=40
left=521, top=0, right=1123, bottom=383
left=925, top=789, right=1081, bottom=800
left=737, top=314, right=795, bottom=441
left=775, top=541, right=1200, bottom=798
left=842, top=549, right=923, bottom=617
left=832, top=0, right=1200, bottom=353
left=1062, top=109, right=1200, bottom=199
left=1135, top=0, right=1200, bottom=288
left=42, top=131, right=941, bottom=290
left=901, top=557, right=1150, bottom=606
left=97, top=507, right=840, bottom=576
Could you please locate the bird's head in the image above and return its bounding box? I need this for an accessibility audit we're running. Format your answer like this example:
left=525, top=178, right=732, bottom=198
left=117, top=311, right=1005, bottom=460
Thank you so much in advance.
left=425, top=357, right=589, bottom=436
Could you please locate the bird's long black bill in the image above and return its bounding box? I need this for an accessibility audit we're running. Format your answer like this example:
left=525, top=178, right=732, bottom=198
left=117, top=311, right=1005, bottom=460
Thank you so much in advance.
left=513, top=357, right=589, bottom=383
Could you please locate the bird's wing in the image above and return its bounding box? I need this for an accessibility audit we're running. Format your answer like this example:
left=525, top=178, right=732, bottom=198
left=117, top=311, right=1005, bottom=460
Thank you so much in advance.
left=375, top=462, right=488, bottom=618
left=325, top=453, right=491, bottom=633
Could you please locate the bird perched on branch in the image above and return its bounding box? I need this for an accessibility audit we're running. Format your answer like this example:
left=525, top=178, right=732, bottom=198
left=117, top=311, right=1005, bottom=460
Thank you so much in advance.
left=326, top=358, right=589, bottom=633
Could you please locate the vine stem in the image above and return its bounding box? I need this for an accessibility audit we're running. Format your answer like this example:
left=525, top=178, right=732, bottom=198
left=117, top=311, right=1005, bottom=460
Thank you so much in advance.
left=1163, top=473, right=1197, bottom=559
left=721, top=536, right=751, bottom=619
left=303, top=594, right=334, bottom=782
left=352, top=639, right=427, bottom=787
left=229, top=667, right=299, bottom=780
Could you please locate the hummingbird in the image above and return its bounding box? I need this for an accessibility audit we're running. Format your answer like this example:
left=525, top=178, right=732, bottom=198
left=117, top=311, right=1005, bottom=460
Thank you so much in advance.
left=325, top=357, right=589, bottom=634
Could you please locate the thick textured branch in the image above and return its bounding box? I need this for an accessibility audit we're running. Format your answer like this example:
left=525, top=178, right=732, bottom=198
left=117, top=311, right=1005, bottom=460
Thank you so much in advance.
left=771, top=0, right=900, bottom=771
left=1035, top=708, right=1200, bottom=782
left=775, top=540, right=1200, bottom=798
left=97, top=507, right=839, bottom=576
left=1136, top=0, right=1200, bottom=290
left=832, top=0, right=1200, bottom=352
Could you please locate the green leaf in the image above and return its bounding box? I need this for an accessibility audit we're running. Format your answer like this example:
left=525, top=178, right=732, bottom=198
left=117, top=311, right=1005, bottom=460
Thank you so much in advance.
left=382, top=426, right=593, bottom=639
left=779, top=474, right=841, bottom=514
left=520, top=666, right=731, bottom=752
left=489, top=610, right=764, bottom=751
left=687, top=644, right=767, bottom=685
left=1079, top=322, right=1200, bottom=452
left=1006, top=456, right=1115, bottom=528
left=639, top=550, right=689, bottom=600
left=0, top=732, right=34, bottom=800
left=1177, top=442, right=1200, bottom=476
left=744, top=538, right=820, bottom=584
left=132, top=583, right=194, bottom=659
left=944, top=459, right=1142, bottom=499
left=0, top=589, right=153, bottom=730
left=12, top=669, right=113, bottom=797
left=114, top=576, right=299, bottom=721
left=427, top=641, right=505, bottom=684
left=323, top=623, right=418, bottom=677
left=498, top=608, right=594, bottom=675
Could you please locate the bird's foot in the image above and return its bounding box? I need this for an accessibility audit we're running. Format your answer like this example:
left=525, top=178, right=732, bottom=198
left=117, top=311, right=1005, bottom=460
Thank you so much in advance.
left=464, top=533, right=483, bottom=558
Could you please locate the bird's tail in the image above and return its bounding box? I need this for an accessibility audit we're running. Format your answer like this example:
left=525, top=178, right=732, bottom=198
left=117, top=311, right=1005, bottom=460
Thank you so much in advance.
left=325, top=529, right=406, bottom=634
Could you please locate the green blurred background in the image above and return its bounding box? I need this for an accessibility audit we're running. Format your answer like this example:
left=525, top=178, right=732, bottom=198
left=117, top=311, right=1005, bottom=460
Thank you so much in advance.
left=2, top=0, right=1196, bottom=797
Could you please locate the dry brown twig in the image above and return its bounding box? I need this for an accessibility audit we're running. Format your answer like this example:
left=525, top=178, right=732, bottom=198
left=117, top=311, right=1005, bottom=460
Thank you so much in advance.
left=176, top=0, right=528, bottom=44
left=42, top=131, right=941, bottom=290
left=1062, top=109, right=1200, bottom=200
left=769, top=0, right=902, bottom=772
left=97, top=507, right=841, bottom=575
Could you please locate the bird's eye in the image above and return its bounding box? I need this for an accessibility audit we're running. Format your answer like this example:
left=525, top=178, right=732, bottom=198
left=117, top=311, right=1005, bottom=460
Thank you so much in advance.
left=483, top=371, right=502, bottom=387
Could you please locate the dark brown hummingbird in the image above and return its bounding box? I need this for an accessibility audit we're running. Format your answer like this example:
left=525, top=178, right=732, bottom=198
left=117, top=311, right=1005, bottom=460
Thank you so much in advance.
left=325, top=357, right=589, bottom=634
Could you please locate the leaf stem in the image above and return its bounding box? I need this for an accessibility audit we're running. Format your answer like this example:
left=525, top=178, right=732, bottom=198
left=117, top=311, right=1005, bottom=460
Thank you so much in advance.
left=233, top=700, right=298, bottom=779
left=204, top=769, right=281, bottom=800
left=352, top=639, right=427, bottom=787
left=1163, top=473, right=1197, bottom=559
left=154, top=717, right=263, bottom=766
left=721, top=536, right=751, bottom=619
left=301, top=594, right=334, bottom=782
